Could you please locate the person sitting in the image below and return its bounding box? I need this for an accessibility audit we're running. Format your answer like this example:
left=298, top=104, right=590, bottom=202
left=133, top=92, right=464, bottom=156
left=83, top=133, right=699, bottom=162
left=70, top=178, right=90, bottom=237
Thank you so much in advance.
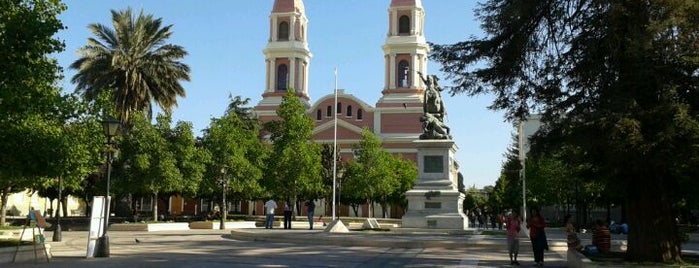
left=564, top=214, right=582, bottom=251
left=620, top=222, right=628, bottom=235
left=592, top=220, right=611, bottom=253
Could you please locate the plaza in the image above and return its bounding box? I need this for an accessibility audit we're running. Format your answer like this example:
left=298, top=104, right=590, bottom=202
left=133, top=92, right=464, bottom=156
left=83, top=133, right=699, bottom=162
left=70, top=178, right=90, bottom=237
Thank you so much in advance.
left=7, top=224, right=698, bottom=267
left=8, top=227, right=570, bottom=267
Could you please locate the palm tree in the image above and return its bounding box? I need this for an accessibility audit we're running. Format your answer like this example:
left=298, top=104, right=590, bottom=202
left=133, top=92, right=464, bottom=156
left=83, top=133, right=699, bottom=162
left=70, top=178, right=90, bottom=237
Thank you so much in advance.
left=70, top=7, right=190, bottom=124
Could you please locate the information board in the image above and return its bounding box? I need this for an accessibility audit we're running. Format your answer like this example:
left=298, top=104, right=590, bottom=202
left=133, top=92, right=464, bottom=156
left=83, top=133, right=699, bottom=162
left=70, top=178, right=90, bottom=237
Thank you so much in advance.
left=86, top=196, right=109, bottom=258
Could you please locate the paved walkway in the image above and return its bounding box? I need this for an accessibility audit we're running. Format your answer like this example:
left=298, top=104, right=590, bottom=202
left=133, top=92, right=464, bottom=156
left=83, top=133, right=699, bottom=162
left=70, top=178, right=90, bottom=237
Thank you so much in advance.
left=5, top=226, right=570, bottom=267
left=5, top=224, right=698, bottom=267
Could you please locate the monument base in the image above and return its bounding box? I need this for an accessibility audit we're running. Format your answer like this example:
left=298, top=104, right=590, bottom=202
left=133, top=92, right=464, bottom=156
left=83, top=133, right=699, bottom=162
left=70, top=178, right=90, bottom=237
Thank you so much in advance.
left=401, top=189, right=467, bottom=229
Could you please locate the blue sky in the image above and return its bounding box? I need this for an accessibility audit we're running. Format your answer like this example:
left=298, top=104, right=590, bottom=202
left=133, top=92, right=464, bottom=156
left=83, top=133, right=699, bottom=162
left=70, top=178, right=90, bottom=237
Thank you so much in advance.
left=55, top=0, right=514, bottom=189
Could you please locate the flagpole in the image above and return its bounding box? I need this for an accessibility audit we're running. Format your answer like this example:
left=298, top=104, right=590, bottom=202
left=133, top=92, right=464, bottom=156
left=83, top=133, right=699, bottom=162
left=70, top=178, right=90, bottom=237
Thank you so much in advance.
left=332, top=68, right=338, bottom=221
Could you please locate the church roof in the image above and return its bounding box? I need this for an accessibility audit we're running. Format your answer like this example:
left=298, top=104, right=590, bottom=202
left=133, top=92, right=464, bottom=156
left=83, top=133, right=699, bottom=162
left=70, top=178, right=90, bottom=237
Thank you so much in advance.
left=390, top=0, right=422, bottom=8
left=272, top=0, right=305, bottom=13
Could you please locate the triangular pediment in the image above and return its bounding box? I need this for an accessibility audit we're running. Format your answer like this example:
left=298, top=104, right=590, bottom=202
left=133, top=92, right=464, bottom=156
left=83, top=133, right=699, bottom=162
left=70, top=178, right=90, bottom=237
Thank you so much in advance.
left=313, top=119, right=365, bottom=141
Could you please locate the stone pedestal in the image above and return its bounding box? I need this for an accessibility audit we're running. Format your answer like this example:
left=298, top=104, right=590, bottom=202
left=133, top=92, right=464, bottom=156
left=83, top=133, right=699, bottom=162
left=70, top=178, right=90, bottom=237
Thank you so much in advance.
left=401, top=140, right=468, bottom=229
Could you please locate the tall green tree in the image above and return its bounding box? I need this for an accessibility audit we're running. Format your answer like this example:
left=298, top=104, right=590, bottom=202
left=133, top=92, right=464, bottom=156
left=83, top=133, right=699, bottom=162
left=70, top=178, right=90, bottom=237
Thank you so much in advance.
left=430, top=0, right=699, bottom=262
left=70, top=7, right=190, bottom=124
left=462, top=186, right=486, bottom=220
left=36, top=98, right=105, bottom=218
left=262, top=89, right=322, bottom=213
left=380, top=155, right=417, bottom=218
left=201, top=96, right=266, bottom=207
left=117, top=113, right=206, bottom=221
left=491, top=134, right=523, bottom=214
left=0, top=0, right=69, bottom=225
left=342, top=129, right=415, bottom=218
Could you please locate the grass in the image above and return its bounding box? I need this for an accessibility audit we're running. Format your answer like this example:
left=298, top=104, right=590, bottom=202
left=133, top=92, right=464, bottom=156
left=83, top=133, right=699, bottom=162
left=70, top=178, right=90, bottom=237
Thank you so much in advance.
left=480, top=230, right=507, bottom=236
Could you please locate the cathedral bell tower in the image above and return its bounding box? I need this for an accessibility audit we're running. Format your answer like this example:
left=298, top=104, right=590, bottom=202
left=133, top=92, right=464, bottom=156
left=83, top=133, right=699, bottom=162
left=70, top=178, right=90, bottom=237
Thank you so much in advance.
left=373, top=0, right=428, bottom=137
left=377, top=0, right=428, bottom=108
left=256, top=0, right=312, bottom=122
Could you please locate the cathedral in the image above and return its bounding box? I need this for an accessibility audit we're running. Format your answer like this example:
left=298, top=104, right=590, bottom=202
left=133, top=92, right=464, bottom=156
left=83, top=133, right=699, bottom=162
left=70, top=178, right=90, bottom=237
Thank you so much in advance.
left=255, top=0, right=430, bottom=165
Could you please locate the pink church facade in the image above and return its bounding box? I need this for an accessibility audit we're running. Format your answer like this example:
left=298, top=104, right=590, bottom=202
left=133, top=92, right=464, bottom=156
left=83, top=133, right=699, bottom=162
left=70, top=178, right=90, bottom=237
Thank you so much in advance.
left=255, top=0, right=430, bottom=164
left=253, top=0, right=432, bottom=218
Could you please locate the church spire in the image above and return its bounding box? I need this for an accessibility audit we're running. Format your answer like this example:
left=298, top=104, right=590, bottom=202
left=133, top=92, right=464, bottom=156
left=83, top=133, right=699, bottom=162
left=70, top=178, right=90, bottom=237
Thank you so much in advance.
left=272, top=0, right=305, bottom=13
left=257, top=0, right=312, bottom=115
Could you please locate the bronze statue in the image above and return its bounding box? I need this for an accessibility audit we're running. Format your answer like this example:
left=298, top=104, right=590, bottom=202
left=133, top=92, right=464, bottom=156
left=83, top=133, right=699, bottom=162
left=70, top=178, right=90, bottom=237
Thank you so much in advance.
left=418, top=71, right=451, bottom=140
left=420, top=113, right=451, bottom=139
left=419, top=72, right=445, bottom=120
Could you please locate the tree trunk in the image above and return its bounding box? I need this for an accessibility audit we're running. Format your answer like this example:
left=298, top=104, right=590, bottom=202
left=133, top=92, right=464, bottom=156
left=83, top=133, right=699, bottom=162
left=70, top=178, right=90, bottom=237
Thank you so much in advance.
left=153, top=193, right=158, bottom=222
left=48, top=197, right=55, bottom=217
left=54, top=197, right=60, bottom=217
left=84, top=196, right=91, bottom=217
left=626, top=174, right=682, bottom=262
left=61, top=197, right=68, bottom=217
left=0, top=186, right=10, bottom=227
left=380, top=202, right=387, bottom=218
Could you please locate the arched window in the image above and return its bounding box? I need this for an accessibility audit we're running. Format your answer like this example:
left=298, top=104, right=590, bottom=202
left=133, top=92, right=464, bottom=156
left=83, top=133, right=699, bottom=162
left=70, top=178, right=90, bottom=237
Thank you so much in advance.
left=398, top=15, right=410, bottom=34
left=316, top=109, right=322, bottom=120
left=276, top=64, right=288, bottom=90
left=346, top=105, right=353, bottom=116
left=337, top=102, right=342, bottom=114
left=357, top=109, right=363, bottom=120
left=326, top=105, right=332, bottom=117
left=278, top=21, right=289, bottom=40
left=397, top=60, right=410, bottom=88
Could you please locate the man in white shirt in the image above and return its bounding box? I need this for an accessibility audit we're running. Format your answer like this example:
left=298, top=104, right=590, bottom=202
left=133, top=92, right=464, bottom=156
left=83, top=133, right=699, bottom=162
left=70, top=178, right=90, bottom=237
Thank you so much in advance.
left=264, top=198, right=277, bottom=229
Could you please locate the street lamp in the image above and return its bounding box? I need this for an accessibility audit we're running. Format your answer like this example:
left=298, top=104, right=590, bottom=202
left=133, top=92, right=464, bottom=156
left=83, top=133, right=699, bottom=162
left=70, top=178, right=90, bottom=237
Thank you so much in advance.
left=518, top=120, right=528, bottom=223
left=219, top=165, right=229, bottom=230
left=95, top=117, right=120, bottom=258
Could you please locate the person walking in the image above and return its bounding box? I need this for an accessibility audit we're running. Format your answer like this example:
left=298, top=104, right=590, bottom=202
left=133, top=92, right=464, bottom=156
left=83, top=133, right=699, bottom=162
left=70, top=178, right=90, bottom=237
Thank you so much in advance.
left=506, top=211, right=521, bottom=265
left=264, top=198, right=277, bottom=229
left=283, top=200, right=292, bottom=229
left=527, top=209, right=548, bottom=266
left=305, top=200, right=315, bottom=230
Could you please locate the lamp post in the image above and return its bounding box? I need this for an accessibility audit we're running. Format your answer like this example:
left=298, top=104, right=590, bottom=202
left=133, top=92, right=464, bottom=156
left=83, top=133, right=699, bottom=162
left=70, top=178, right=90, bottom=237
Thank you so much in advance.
left=95, top=117, right=120, bottom=258
left=52, top=176, right=62, bottom=241
left=219, top=165, right=228, bottom=230
left=518, top=120, right=527, bottom=222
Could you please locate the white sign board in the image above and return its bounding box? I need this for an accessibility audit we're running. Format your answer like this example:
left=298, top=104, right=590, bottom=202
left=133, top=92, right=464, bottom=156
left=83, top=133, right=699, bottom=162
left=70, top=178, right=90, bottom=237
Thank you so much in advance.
left=86, top=196, right=110, bottom=258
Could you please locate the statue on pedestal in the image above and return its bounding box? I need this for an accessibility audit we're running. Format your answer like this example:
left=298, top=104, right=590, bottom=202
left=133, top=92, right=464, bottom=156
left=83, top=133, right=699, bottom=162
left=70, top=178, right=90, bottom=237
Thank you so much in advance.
left=419, top=72, right=452, bottom=140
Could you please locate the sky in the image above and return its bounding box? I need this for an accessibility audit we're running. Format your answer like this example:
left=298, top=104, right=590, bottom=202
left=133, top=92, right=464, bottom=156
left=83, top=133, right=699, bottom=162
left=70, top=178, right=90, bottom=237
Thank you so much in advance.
left=54, top=0, right=514, bottom=189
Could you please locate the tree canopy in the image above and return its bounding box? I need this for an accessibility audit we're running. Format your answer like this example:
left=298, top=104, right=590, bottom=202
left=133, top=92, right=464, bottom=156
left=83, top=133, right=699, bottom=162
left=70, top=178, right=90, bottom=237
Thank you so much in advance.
left=0, top=0, right=67, bottom=179
left=0, top=0, right=71, bottom=225
left=201, top=95, right=266, bottom=202
left=342, top=128, right=417, bottom=218
left=70, top=7, right=190, bottom=124
left=430, top=0, right=699, bottom=262
left=117, top=113, right=208, bottom=221
left=262, top=89, right=323, bottom=207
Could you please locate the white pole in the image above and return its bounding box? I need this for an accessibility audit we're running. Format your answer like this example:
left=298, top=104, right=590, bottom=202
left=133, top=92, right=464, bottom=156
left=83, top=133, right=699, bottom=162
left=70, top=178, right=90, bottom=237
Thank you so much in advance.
left=332, top=68, right=338, bottom=221
left=518, top=120, right=527, bottom=223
